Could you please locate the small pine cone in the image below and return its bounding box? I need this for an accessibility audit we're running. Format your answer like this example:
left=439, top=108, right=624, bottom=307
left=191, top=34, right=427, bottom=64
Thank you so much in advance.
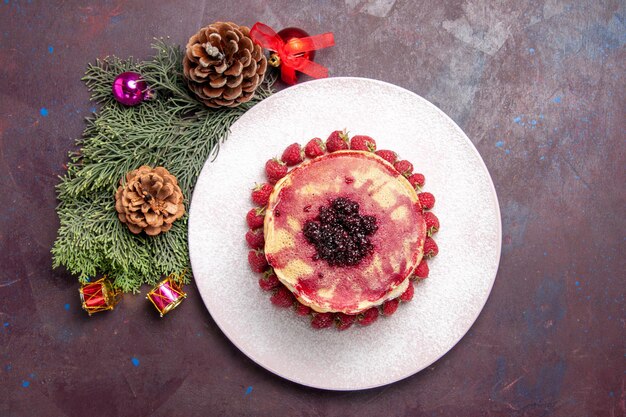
left=115, top=166, right=185, bottom=236
left=183, top=21, right=268, bottom=108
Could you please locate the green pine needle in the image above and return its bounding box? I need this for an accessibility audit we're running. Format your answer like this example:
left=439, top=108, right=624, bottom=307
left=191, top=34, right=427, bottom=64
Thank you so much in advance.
left=52, top=40, right=276, bottom=292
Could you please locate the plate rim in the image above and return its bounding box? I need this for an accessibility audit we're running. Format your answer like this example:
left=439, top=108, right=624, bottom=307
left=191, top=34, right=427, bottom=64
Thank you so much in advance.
left=188, top=76, right=502, bottom=391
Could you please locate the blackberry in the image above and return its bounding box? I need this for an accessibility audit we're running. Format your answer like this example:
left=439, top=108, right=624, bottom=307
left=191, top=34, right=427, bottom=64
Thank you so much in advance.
left=302, top=197, right=378, bottom=267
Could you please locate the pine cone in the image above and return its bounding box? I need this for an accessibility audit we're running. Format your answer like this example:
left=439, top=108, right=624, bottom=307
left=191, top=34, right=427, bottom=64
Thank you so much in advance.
left=115, top=166, right=185, bottom=236
left=183, top=22, right=268, bottom=108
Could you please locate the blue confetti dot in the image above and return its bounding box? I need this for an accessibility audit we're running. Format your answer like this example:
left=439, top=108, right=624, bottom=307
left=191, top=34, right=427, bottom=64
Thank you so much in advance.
left=5, top=364, right=12, bottom=371
left=531, top=119, right=537, bottom=126
left=3, top=0, right=8, bottom=4
left=495, top=141, right=504, bottom=148
left=575, top=281, right=580, bottom=286
left=90, top=106, right=97, bottom=113
left=513, top=116, right=522, bottom=124
left=553, top=96, right=562, bottom=104
left=29, top=373, right=35, bottom=378
left=540, top=156, right=545, bottom=160
left=529, top=48, right=535, bottom=54
left=48, top=45, right=54, bottom=54
left=64, top=303, right=70, bottom=311
left=3, top=322, right=8, bottom=327
left=244, top=386, right=253, bottom=396
left=609, top=391, right=614, bottom=397
left=131, top=357, right=140, bottom=367
left=22, top=380, right=29, bottom=388
left=40, top=108, right=49, bottom=117
left=505, top=149, right=511, bottom=155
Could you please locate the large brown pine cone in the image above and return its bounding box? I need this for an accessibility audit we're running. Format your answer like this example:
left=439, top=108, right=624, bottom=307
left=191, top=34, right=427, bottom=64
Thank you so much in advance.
left=182, top=22, right=268, bottom=108
left=115, top=166, right=185, bottom=236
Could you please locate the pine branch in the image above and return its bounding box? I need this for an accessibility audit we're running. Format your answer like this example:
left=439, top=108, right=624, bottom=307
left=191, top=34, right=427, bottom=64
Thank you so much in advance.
left=52, top=40, right=276, bottom=292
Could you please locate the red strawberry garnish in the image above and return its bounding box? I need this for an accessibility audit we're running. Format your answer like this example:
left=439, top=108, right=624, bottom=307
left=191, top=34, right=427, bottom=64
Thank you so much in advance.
left=326, top=130, right=349, bottom=152
left=281, top=143, right=304, bottom=166
left=270, top=286, right=295, bottom=308
left=375, top=149, right=397, bottom=165
left=245, top=228, right=265, bottom=249
left=394, top=160, right=414, bottom=177
left=423, top=237, right=439, bottom=258
left=246, top=207, right=265, bottom=229
left=335, top=313, right=356, bottom=330
left=400, top=281, right=414, bottom=302
left=418, top=192, right=435, bottom=210
left=251, top=183, right=273, bottom=206
left=258, top=270, right=280, bottom=291
left=311, top=312, right=334, bottom=329
left=265, top=158, right=288, bottom=184
left=382, top=298, right=399, bottom=316
left=358, top=307, right=379, bottom=326
left=350, top=135, right=377, bottom=152
left=248, top=250, right=268, bottom=273
left=304, top=137, right=326, bottom=158
left=423, top=211, right=439, bottom=235
left=408, top=173, right=425, bottom=190
left=414, top=259, right=429, bottom=279
left=295, top=303, right=312, bottom=316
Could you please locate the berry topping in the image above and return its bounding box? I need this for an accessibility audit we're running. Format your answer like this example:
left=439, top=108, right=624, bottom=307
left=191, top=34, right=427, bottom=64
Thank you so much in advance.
left=423, top=211, right=439, bottom=235
left=335, top=312, right=357, bottom=330
left=414, top=259, right=429, bottom=278
left=375, top=149, right=397, bottom=165
left=258, top=270, right=280, bottom=291
left=245, top=228, right=265, bottom=249
left=311, top=312, right=334, bottom=329
left=423, top=237, right=439, bottom=258
left=270, top=286, right=295, bottom=308
left=304, top=138, right=326, bottom=158
left=350, top=135, right=377, bottom=152
left=418, top=192, right=435, bottom=210
left=251, top=183, right=273, bottom=206
left=407, top=173, right=425, bottom=190
left=303, top=197, right=378, bottom=267
left=394, top=160, right=414, bottom=177
left=265, top=158, right=288, bottom=184
left=382, top=298, right=399, bottom=316
left=358, top=307, right=379, bottom=326
left=326, top=130, right=349, bottom=152
left=295, top=303, right=312, bottom=316
left=400, top=281, right=414, bottom=302
left=281, top=143, right=304, bottom=166
left=246, top=207, right=266, bottom=229
left=248, top=250, right=269, bottom=273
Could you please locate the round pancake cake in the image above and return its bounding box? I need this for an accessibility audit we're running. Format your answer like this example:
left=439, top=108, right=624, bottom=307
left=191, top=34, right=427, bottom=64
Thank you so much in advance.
left=264, top=150, right=426, bottom=314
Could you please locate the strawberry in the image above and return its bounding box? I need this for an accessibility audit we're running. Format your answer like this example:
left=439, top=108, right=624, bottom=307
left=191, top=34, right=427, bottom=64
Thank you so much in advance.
left=358, top=307, right=379, bottom=326
left=423, top=211, right=439, bottom=235
left=245, top=228, right=265, bottom=249
left=251, top=183, right=273, bottom=206
left=423, top=237, right=439, bottom=258
left=408, top=173, right=425, bottom=190
left=335, top=313, right=356, bottom=330
left=394, top=160, right=413, bottom=177
left=258, top=270, right=280, bottom=291
left=281, top=143, right=304, bottom=166
left=311, top=312, right=334, bottom=329
left=246, top=207, right=265, bottom=229
left=350, top=135, right=377, bottom=152
left=248, top=250, right=268, bottom=273
left=399, top=281, right=414, bottom=302
left=265, top=158, right=288, bottom=184
left=304, top=137, right=326, bottom=158
left=295, top=303, right=312, bottom=316
left=326, top=130, right=349, bottom=152
left=382, top=298, right=399, bottom=316
left=375, top=149, right=397, bottom=165
left=270, top=286, right=294, bottom=308
left=414, top=259, right=429, bottom=278
left=418, top=192, right=435, bottom=210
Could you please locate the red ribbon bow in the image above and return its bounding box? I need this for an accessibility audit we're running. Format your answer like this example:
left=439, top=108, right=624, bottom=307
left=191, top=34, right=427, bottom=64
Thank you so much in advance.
left=250, top=22, right=335, bottom=85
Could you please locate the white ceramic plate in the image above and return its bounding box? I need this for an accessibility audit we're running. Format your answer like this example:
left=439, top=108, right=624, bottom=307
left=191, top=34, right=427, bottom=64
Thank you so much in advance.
left=188, top=77, right=501, bottom=391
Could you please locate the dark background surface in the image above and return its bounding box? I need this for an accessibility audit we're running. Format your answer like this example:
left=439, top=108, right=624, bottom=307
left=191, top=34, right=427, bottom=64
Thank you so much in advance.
left=1, top=1, right=624, bottom=416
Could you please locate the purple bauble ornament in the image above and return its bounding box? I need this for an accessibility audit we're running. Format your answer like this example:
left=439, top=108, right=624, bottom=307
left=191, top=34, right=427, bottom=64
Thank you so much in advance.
left=112, top=71, right=150, bottom=106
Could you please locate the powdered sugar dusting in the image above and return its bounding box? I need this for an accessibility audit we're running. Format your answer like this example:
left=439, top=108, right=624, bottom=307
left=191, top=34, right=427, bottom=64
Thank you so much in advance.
left=189, top=77, right=501, bottom=390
